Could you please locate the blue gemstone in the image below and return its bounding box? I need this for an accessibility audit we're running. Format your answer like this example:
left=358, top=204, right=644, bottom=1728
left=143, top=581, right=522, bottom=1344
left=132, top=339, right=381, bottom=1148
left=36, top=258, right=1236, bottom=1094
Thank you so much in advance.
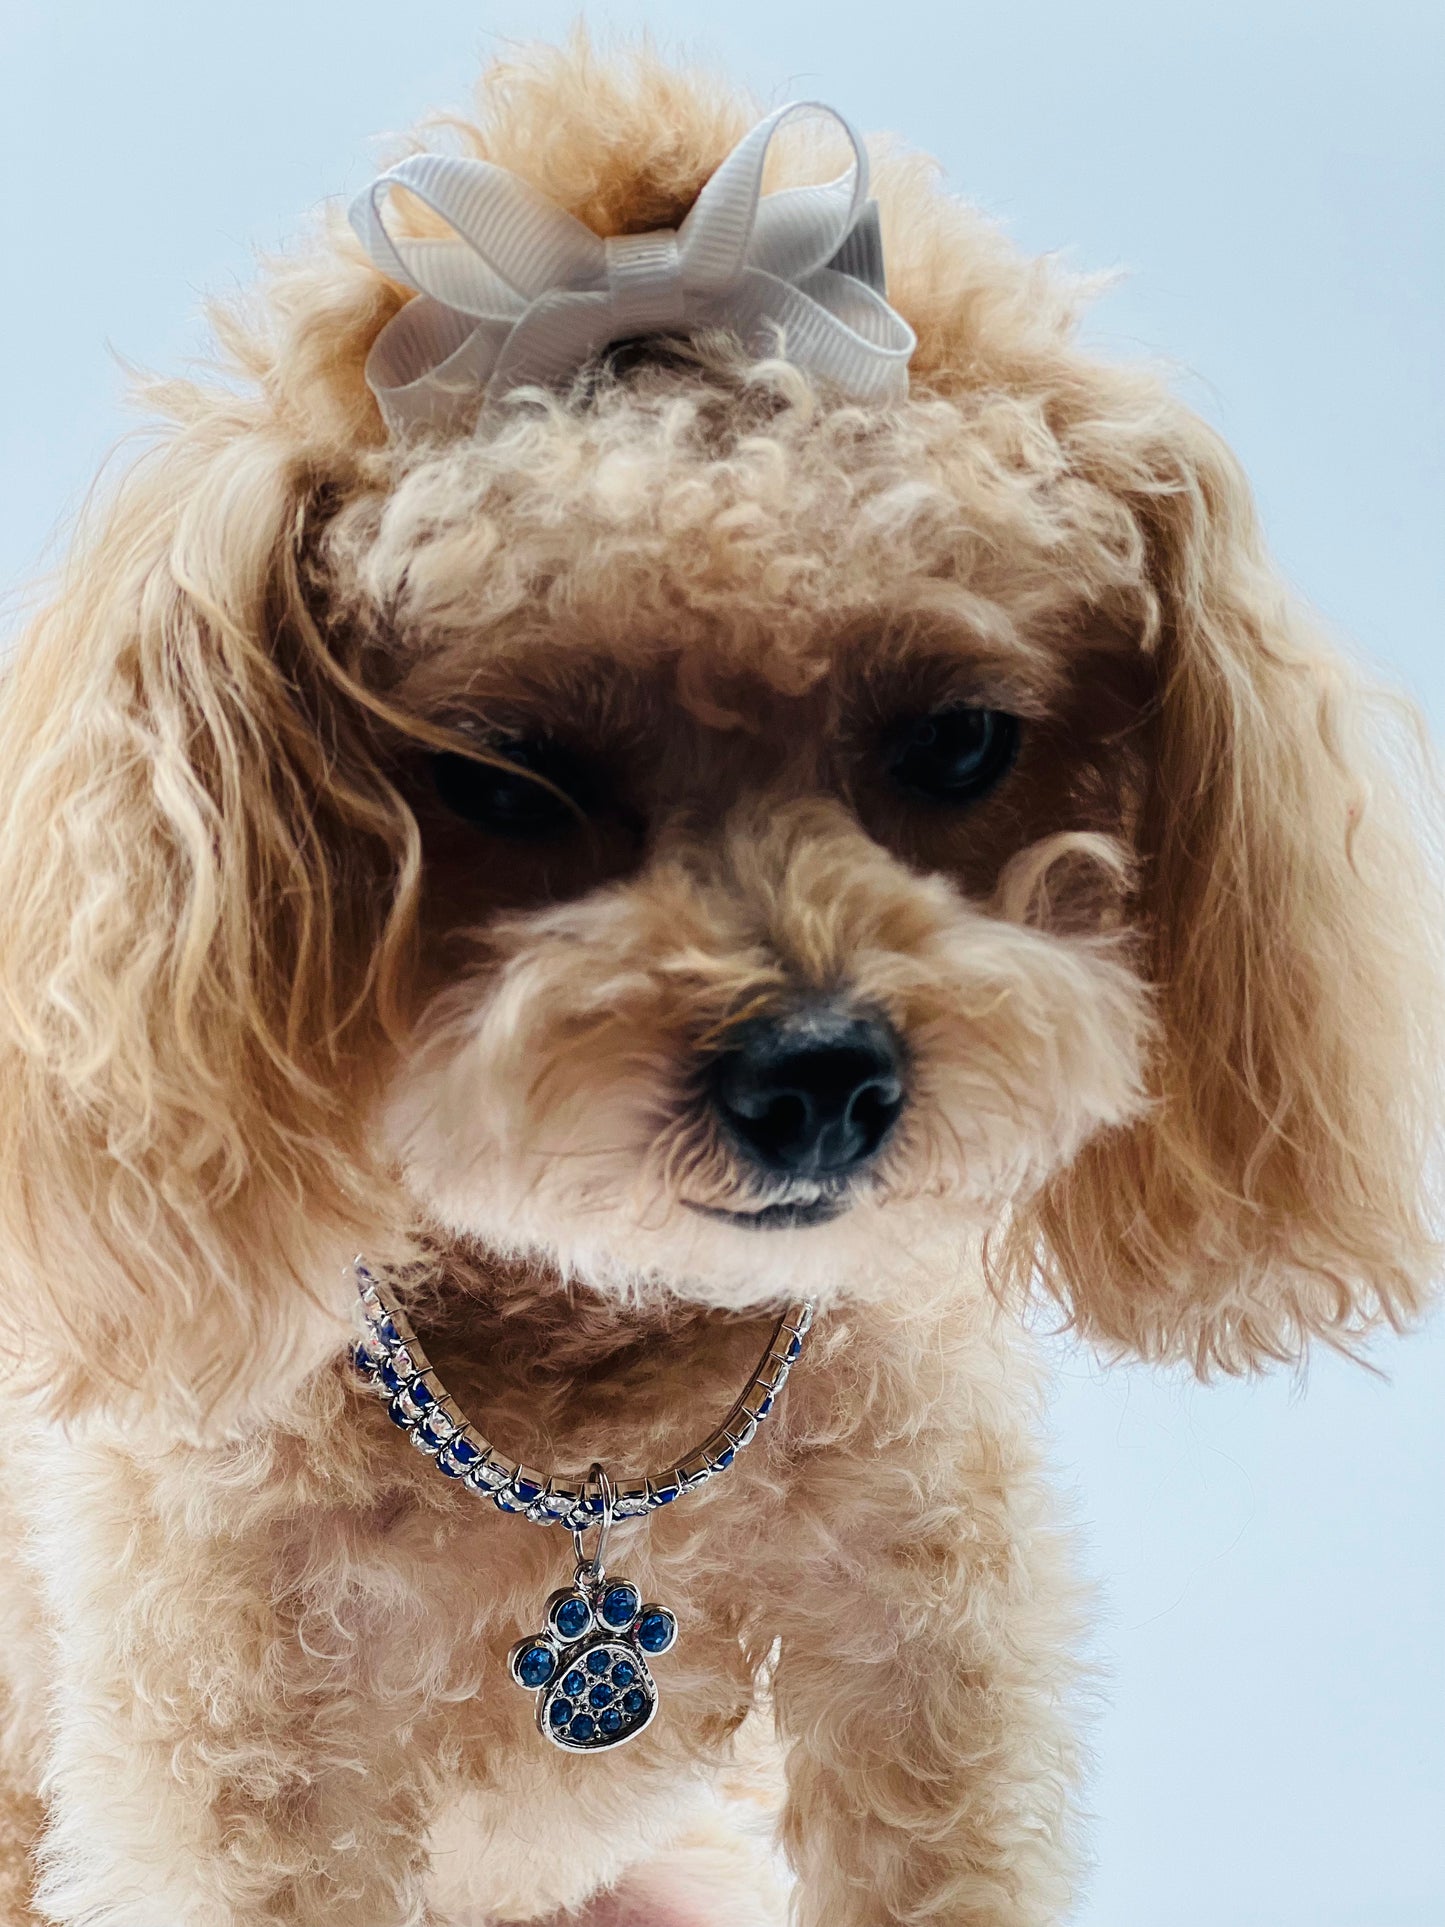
left=600, top=1707, right=623, bottom=1735
left=555, top=1597, right=590, bottom=1640
left=651, top=1483, right=678, bottom=1505
left=449, top=1436, right=478, bottom=1465
left=436, top=1454, right=466, bottom=1479
left=712, top=1445, right=735, bottom=1470
left=755, top=1392, right=773, bottom=1418
left=636, top=1611, right=674, bottom=1653
left=508, top=1477, right=538, bottom=1505
left=600, top=1584, right=640, bottom=1628
left=517, top=1645, right=556, bottom=1689
left=563, top=1670, right=586, bottom=1698
left=493, top=1492, right=520, bottom=1513
left=386, top=1399, right=412, bottom=1430
left=588, top=1682, right=613, bottom=1708
left=612, top=1660, right=636, bottom=1688
left=415, top=1422, right=447, bottom=1451
left=549, top=1700, right=571, bottom=1728
left=409, top=1379, right=435, bottom=1410
left=586, top=1649, right=611, bottom=1675
left=378, top=1317, right=402, bottom=1348
left=378, top=1359, right=406, bottom=1395
left=622, top=1688, right=647, bottom=1717
left=569, top=1714, right=597, bottom=1743
left=352, top=1345, right=376, bottom=1379
left=578, top=1494, right=604, bottom=1518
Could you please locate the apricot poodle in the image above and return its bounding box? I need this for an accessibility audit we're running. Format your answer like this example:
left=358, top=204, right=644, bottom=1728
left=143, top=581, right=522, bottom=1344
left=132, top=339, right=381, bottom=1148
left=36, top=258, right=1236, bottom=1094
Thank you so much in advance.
left=0, top=32, right=1438, bottom=1927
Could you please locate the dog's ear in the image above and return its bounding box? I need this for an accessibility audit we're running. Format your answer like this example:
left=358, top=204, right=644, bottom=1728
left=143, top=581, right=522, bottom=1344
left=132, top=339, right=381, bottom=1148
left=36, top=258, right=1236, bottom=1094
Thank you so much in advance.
left=0, top=393, right=417, bottom=1432
left=1012, top=405, right=1444, bottom=1372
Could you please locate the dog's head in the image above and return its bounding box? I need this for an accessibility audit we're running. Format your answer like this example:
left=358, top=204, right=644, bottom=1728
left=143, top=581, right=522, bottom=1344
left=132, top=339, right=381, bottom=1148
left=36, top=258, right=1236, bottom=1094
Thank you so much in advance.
left=3, top=39, right=1439, bottom=1431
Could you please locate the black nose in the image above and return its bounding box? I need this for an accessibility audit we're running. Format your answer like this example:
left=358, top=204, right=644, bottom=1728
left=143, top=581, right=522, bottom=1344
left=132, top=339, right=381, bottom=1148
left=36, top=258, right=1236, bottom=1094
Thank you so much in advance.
left=708, top=1008, right=905, bottom=1179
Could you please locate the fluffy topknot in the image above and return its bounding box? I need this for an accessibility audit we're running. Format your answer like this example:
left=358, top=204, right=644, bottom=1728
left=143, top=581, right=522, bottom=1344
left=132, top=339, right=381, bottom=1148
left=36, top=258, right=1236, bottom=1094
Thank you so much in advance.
left=215, top=28, right=1091, bottom=460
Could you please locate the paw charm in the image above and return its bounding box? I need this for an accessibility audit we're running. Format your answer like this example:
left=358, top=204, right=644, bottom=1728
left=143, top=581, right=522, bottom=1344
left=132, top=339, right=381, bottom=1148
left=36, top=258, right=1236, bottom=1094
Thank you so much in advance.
left=509, top=1572, right=677, bottom=1752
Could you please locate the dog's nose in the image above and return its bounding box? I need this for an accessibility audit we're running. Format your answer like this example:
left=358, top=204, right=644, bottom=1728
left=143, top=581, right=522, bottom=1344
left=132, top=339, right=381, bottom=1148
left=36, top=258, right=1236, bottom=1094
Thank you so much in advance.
left=708, top=1008, right=905, bottom=1179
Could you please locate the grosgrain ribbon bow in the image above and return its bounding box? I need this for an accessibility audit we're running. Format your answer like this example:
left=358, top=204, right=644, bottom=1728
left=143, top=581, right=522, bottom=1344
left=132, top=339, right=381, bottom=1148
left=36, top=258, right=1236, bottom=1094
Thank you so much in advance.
left=350, top=101, right=916, bottom=435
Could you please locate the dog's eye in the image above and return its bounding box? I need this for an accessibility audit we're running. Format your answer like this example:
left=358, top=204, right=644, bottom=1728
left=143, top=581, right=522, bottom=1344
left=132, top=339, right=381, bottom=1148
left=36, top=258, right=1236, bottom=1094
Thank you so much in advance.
left=886, top=706, right=1020, bottom=804
left=431, top=738, right=597, bottom=838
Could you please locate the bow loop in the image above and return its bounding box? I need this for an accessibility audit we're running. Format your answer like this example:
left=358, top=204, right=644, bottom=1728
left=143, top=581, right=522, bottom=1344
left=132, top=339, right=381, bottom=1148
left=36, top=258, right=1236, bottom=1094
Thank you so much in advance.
left=351, top=100, right=915, bottom=435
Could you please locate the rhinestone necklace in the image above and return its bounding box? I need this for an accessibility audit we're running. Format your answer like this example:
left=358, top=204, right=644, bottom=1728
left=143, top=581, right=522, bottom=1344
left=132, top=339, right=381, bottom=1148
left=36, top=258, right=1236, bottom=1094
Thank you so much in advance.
left=351, top=1260, right=814, bottom=1753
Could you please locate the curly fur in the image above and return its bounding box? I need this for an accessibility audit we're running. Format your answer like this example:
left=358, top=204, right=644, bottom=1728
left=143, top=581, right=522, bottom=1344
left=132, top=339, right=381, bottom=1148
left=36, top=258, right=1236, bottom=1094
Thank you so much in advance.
left=0, top=30, right=1438, bottom=1927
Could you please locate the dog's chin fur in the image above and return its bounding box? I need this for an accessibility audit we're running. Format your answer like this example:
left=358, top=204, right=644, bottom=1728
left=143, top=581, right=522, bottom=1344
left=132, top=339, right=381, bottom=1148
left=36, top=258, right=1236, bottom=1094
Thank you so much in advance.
left=0, top=29, right=1440, bottom=1927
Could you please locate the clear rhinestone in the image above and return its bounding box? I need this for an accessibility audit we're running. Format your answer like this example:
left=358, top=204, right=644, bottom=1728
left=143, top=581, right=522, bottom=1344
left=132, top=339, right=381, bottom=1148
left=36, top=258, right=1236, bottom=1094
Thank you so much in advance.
left=467, top=1455, right=513, bottom=1494
left=533, top=1486, right=577, bottom=1522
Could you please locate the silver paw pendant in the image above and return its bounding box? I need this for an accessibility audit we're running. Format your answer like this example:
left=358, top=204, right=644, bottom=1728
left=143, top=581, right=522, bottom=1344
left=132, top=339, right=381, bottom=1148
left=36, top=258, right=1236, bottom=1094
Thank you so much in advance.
left=509, top=1567, right=677, bottom=1751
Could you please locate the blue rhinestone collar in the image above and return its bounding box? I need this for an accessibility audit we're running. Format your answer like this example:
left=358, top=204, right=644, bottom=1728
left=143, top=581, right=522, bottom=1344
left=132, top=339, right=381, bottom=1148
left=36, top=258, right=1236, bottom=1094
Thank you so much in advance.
left=351, top=1260, right=814, bottom=1535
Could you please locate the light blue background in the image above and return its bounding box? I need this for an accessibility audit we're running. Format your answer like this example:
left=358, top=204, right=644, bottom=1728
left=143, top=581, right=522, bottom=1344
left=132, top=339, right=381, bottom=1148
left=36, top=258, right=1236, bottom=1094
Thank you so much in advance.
left=2, top=6, right=1441, bottom=1924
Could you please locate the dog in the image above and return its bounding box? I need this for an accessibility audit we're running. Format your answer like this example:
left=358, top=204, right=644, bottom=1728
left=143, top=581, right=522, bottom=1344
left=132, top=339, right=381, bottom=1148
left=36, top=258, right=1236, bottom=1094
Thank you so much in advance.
left=0, top=32, right=1438, bottom=1927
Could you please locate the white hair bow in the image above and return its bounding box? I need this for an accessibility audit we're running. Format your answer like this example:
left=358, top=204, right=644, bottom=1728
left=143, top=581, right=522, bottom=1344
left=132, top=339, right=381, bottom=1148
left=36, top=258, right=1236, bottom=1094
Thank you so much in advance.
left=350, top=101, right=916, bottom=436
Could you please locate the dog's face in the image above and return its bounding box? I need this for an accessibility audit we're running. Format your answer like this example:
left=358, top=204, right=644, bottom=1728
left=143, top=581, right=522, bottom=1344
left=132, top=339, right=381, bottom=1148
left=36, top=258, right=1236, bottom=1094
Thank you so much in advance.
left=1, top=51, right=1438, bottom=1430
left=332, top=377, right=1153, bottom=1310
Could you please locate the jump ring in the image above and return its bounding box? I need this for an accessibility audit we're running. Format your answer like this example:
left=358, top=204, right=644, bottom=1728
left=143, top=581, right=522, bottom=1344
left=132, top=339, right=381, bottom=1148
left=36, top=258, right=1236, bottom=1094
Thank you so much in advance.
left=571, top=1462, right=615, bottom=1581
